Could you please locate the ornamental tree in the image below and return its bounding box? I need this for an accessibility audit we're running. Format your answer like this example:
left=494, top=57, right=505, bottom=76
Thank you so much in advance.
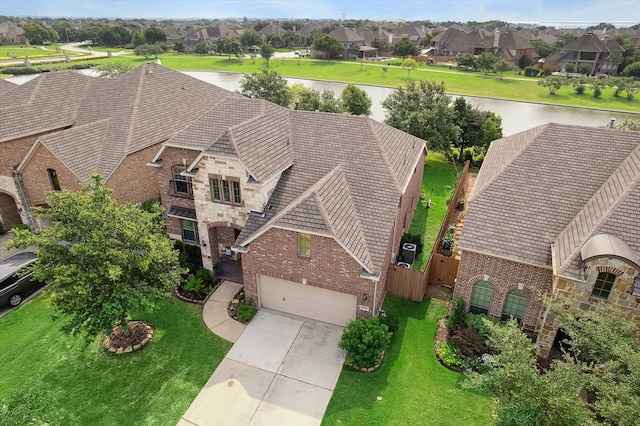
left=9, top=175, right=182, bottom=339
left=392, top=37, right=419, bottom=60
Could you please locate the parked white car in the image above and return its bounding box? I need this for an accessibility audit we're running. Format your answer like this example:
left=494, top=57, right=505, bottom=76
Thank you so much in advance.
left=295, top=50, right=311, bottom=57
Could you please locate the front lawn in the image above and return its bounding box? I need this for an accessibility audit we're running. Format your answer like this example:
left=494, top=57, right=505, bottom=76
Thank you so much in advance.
left=323, top=296, right=494, bottom=425
left=410, top=153, right=463, bottom=271
left=0, top=296, right=230, bottom=425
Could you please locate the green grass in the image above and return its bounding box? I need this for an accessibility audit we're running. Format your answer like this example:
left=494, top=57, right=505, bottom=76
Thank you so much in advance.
left=410, top=153, right=462, bottom=271
left=322, top=296, right=494, bottom=425
left=0, top=295, right=231, bottom=425
left=1, top=44, right=76, bottom=59
left=2, top=46, right=638, bottom=112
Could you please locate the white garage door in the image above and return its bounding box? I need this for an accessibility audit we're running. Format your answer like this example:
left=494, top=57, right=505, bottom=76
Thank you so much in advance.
left=258, top=275, right=357, bottom=326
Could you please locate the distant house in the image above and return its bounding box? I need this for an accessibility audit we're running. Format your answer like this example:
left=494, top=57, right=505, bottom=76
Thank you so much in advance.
left=328, top=26, right=365, bottom=58
left=0, top=21, right=26, bottom=45
left=184, top=25, right=241, bottom=52
left=454, top=123, right=640, bottom=358
left=0, top=64, right=426, bottom=327
left=390, top=25, right=428, bottom=46
left=544, top=32, right=625, bottom=75
left=431, top=27, right=534, bottom=65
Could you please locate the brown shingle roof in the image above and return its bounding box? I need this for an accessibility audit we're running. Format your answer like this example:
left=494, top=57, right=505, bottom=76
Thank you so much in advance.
left=461, top=123, right=640, bottom=274
left=235, top=110, right=425, bottom=275
left=0, top=78, right=16, bottom=95
left=329, top=26, right=364, bottom=43
left=6, top=64, right=239, bottom=181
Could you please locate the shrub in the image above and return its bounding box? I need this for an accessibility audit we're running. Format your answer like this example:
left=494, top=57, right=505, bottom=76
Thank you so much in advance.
left=182, top=274, right=206, bottom=298
left=466, top=313, right=494, bottom=339
left=237, top=304, right=257, bottom=323
left=0, top=66, right=39, bottom=75
left=440, top=226, right=455, bottom=251
left=494, top=400, right=545, bottom=426
left=436, top=342, right=466, bottom=369
left=10, top=224, right=29, bottom=232
left=378, top=310, right=399, bottom=334
left=194, top=267, right=214, bottom=286
left=540, top=67, right=554, bottom=77
left=450, top=325, right=490, bottom=358
left=447, top=296, right=468, bottom=333
left=523, top=66, right=540, bottom=77
left=339, top=317, right=392, bottom=369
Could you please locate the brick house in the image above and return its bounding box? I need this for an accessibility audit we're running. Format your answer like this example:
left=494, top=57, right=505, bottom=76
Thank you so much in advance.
left=1, top=64, right=426, bottom=326
left=453, top=123, right=640, bottom=357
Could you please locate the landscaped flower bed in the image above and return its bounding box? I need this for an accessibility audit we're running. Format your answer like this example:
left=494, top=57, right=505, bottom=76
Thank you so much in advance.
left=227, top=290, right=257, bottom=323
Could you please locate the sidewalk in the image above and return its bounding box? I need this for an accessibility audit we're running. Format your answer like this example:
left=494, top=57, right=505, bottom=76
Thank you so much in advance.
left=202, top=281, right=246, bottom=343
left=0, top=232, right=21, bottom=261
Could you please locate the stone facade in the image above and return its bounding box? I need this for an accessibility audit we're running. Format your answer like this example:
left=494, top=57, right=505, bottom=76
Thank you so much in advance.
left=454, top=251, right=553, bottom=331
left=241, top=227, right=377, bottom=317
left=192, top=154, right=279, bottom=270
left=537, top=256, right=640, bottom=357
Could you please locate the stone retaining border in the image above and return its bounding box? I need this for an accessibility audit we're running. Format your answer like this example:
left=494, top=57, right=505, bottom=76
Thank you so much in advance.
left=103, top=320, right=155, bottom=355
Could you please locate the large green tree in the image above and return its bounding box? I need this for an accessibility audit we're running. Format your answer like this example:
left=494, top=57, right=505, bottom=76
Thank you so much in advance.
left=238, top=69, right=292, bottom=108
left=392, top=37, right=419, bottom=60
left=340, top=83, right=372, bottom=116
left=131, top=29, right=146, bottom=47
left=9, top=175, right=182, bottom=338
left=382, top=80, right=459, bottom=153
left=312, top=34, right=343, bottom=59
left=144, top=26, right=166, bottom=44
left=464, top=300, right=640, bottom=426
left=216, top=37, right=243, bottom=60
left=22, top=23, right=58, bottom=45
left=475, top=51, right=497, bottom=74
left=239, top=29, right=261, bottom=49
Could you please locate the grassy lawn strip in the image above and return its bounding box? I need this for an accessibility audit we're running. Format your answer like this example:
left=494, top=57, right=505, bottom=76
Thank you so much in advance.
left=322, top=296, right=494, bottom=425
left=3, top=49, right=638, bottom=112
left=410, top=153, right=462, bottom=271
left=0, top=296, right=230, bottom=425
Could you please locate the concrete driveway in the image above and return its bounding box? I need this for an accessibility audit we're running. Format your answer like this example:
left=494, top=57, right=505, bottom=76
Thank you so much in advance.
left=178, top=309, right=346, bottom=426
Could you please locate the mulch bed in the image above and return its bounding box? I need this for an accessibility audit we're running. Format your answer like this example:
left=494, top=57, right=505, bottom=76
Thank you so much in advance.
left=103, top=320, right=155, bottom=354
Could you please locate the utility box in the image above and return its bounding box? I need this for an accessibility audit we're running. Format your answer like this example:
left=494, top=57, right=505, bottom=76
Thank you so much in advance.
left=402, top=243, right=417, bottom=265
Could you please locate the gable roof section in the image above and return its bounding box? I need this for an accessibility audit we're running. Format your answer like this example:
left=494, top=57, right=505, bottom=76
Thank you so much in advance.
left=228, top=103, right=293, bottom=182
left=235, top=111, right=425, bottom=275
left=329, top=26, right=364, bottom=43
left=460, top=123, right=639, bottom=269
left=555, top=141, right=640, bottom=278
left=0, top=72, right=91, bottom=143
left=0, top=78, right=16, bottom=95
left=3, top=64, right=238, bottom=181
left=24, top=119, right=111, bottom=182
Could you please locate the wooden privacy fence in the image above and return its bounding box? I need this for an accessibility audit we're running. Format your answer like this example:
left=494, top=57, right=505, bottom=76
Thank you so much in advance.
left=386, top=265, right=427, bottom=302
left=386, top=161, right=470, bottom=302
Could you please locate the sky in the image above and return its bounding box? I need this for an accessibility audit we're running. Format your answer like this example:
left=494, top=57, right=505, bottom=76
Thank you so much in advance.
left=1, top=0, right=638, bottom=27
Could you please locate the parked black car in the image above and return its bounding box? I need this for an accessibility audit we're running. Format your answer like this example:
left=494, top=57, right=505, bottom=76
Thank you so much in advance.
left=0, top=252, right=43, bottom=307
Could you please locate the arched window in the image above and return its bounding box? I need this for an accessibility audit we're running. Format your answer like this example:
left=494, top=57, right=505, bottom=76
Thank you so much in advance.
left=501, top=289, right=529, bottom=322
left=470, top=281, right=494, bottom=314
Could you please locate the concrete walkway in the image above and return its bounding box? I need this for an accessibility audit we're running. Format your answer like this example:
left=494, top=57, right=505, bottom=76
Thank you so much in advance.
left=180, top=283, right=346, bottom=426
left=202, top=281, right=246, bottom=343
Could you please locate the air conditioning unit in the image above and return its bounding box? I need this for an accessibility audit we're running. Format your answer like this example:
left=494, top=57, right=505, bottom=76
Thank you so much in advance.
left=397, top=262, right=411, bottom=269
left=402, top=243, right=417, bottom=265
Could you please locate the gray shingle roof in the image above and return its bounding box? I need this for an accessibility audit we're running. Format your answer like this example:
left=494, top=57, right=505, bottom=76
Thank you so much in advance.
left=461, top=123, right=640, bottom=277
